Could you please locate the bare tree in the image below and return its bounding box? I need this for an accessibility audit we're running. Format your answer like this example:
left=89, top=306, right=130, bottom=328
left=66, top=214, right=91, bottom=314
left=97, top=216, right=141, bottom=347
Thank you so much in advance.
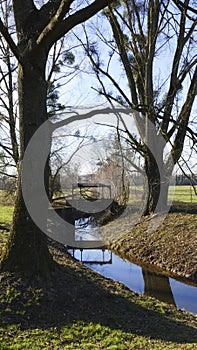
left=0, top=0, right=114, bottom=277
left=0, top=1, right=81, bottom=173
left=0, top=1, right=19, bottom=170
left=79, top=0, right=197, bottom=215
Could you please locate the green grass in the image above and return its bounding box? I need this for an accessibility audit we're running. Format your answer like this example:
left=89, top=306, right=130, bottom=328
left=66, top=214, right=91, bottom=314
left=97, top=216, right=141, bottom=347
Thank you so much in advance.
left=0, top=189, right=14, bottom=227
left=129, top=185, right=197, bottom=204
left=168, top=185, right=197, bottom=203
left=0, top=321, right=196, bottom=349
left=0, top=205, right=14, bottom=226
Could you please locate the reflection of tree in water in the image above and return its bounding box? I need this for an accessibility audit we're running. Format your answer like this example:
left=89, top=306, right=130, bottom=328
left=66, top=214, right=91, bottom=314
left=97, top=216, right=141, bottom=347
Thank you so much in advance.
left=142, top=269, right=176, bottom=307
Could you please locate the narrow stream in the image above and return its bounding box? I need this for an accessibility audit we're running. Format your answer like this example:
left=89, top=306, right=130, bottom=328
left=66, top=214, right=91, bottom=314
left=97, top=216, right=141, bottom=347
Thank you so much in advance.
left=68, top=218, right=197, bottom=315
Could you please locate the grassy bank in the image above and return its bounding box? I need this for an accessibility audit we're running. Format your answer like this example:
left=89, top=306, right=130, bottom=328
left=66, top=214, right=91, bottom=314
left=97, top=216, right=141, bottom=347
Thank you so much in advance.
left=102, top=208, right=197, bottom=283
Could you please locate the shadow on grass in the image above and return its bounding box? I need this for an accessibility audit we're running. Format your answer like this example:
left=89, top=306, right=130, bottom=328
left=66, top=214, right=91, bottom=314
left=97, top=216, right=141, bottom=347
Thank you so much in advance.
left=0, top=243, right=196, bottom=344
left=170, top=202, right=197, bottom=214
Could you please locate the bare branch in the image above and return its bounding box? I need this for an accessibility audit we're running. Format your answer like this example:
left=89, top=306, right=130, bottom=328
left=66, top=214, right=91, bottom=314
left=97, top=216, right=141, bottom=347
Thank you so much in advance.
left=172, top=0, right=197, bottom=16
left=169, top=65, right=197, bottom=164
left=0, top=142, right=14, bottom=158
left=161, top=2, right=196, bottom=134
left=108, top=6, right=139, bottom=106
left=0, top=18, right=21, bottom=63
left=37, top=0, right=74, bottom=46
left=37, top=0, right=114, bottom=48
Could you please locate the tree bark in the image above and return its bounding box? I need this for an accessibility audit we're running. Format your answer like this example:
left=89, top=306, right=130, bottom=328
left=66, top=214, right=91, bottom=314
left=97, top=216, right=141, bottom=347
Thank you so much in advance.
left=143, top=153, right=160, bottom=215
left=143, top=151, right=170, bottom=216
left=0, top=53, right=55, bottom=277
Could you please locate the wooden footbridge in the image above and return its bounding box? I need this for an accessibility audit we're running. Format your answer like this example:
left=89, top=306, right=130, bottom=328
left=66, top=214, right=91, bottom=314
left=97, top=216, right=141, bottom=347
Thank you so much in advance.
left=69, top=181, right=112, bottom=213
left=53, top=182, right=112, bottom=219
left=51, top=182, right=112, bottom=248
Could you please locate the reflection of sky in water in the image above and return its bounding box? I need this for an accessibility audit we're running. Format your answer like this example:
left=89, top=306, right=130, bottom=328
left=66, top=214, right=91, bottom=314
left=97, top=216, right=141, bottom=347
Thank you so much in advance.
left=170, top=279, right=197, bottom=314
left=89, top=252, right=144, bottom=295
left=69, top=239, right=197, bottom=315
left=75, top=218, right=102, bottom=241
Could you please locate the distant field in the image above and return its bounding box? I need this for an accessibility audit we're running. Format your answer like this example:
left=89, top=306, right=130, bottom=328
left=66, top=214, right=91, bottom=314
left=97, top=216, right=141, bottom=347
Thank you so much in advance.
left=129, top=185, right=197, bottom=204
left=168, top=185, right=197, bottom=203
left=0, top=185, right=196, bottom=228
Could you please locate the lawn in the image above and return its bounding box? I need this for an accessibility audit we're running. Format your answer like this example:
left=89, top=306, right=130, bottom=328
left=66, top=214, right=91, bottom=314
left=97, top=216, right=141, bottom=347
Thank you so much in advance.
left=0, top=205, right=13, bottom=227
left=168, top=185, right=197, bottom=203
left=129, top=185, right=197, bottom=204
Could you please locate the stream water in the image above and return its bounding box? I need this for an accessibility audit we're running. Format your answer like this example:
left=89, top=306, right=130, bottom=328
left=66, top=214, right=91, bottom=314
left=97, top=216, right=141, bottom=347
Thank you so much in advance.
left=67, top=218, right=197, bottom=315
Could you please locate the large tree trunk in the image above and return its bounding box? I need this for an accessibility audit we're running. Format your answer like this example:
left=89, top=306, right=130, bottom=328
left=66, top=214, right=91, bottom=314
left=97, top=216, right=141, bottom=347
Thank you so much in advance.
left=143, top=150, right=170, bottom=216
left=0, top=54, right=55, bottom=277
